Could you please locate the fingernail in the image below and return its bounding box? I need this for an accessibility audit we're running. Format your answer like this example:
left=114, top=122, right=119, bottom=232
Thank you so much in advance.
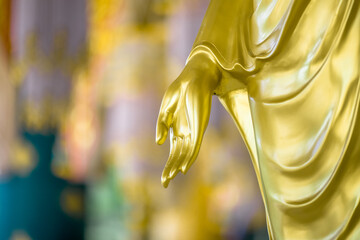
left=181, top=164, right=187, bottom=173
left=156, top=136, right=162, bottom=144
left=162, top=178, right=169, bottom=188
left=156, top=126, right=167, bottom=145
left=161, top=174, right=167, bottom=183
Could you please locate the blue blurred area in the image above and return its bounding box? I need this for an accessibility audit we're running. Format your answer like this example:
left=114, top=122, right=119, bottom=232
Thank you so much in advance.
left=0, top=131, right=85, bottom=240
left=0, top=0, right=268, bottom=239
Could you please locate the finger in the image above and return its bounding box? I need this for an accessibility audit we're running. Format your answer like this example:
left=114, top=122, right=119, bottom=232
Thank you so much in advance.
left=156, top=122, right=169, bottom=145
left=171, top=135, right=190, bottom=175
left=162, top=136, right=180, bottom=179
left=168, top=137, right=184, bottom=179
left=156, top=108, right=174, bottom=145
left=156, top=91, right=179, bottom=144
left=181, top=135, right=201, bottom=174
left=161, top=135, right=182, bottom=188
left=161, top=136, right=177, bottom=187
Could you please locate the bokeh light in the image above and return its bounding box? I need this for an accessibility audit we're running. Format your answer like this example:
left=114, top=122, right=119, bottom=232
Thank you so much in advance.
left=0, top=1, right=268, bottom=239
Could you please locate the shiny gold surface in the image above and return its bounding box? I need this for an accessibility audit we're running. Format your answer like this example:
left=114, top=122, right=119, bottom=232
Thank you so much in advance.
left=156, top=0, right=360, bottom=238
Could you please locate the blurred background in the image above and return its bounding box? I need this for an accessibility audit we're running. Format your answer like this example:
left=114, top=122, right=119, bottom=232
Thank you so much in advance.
left=0, top=0, right=268, bottom=239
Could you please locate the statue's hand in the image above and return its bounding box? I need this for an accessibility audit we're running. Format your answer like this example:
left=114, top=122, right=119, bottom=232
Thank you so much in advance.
left=156, top=53, right=220, bottom=187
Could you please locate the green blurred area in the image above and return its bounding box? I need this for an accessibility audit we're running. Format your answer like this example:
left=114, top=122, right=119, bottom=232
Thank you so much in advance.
left=0, top=0, right=267, bottom=239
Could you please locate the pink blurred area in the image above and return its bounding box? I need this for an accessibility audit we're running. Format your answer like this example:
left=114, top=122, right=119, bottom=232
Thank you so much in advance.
left=0, top=0, right=267, bottom=239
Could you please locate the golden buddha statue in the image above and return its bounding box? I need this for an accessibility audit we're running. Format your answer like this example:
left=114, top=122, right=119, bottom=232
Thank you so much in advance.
left=156, top=0, right=360, bottom=239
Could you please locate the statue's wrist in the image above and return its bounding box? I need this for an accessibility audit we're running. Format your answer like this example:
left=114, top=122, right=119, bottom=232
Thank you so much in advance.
left=185, top=51, right=221, bottom=90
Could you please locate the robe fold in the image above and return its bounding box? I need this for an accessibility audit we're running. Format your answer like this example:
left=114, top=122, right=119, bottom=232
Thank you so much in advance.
left=188, top=0, right=360, bottom=238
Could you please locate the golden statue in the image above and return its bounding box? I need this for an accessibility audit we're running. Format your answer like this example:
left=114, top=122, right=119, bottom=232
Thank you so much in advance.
left=156, top=0, right=360, bottom=238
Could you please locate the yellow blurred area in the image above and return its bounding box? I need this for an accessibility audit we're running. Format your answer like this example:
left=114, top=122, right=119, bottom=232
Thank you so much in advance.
left=0, top=0, right=267, bottom=239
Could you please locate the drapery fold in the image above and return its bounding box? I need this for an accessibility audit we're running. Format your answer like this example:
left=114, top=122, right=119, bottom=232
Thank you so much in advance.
left=188, top=0, right=360, bottom=238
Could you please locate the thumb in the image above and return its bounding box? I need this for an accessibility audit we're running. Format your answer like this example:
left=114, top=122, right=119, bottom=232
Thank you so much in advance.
left=156, top=122, right=168, bottom=145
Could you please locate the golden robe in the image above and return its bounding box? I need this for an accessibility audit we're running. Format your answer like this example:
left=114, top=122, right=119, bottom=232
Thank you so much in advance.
left=188, top=0, right=360, bottom=239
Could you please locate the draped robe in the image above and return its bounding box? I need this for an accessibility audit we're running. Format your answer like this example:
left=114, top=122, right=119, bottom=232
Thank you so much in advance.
left=187, top=0, right=360, bottom=238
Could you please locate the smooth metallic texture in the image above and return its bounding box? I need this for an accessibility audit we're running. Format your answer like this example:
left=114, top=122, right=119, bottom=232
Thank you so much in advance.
left=156, top=0, right=360, bottom=238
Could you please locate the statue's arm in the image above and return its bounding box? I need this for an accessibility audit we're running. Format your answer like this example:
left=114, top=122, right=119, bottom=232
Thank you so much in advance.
left=156, top=0, right=253, bottom=187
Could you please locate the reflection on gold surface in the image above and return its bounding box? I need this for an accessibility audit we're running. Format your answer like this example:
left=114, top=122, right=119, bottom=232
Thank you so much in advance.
left=157, top=0, right=360, bottom=238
